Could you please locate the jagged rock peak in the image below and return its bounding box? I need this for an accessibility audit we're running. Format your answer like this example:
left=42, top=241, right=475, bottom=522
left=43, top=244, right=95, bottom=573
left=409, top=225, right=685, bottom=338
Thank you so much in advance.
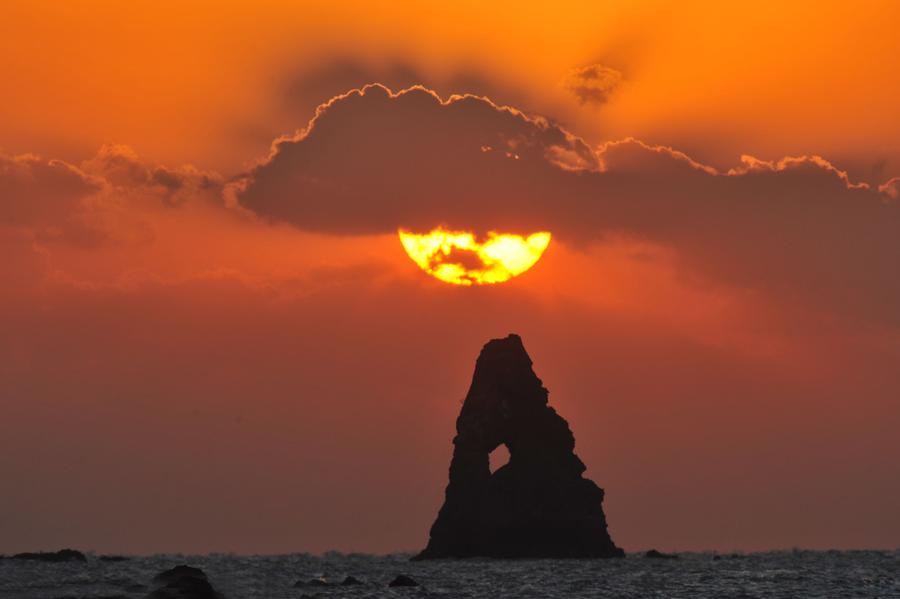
left=415, top=333, right=623, bottom=559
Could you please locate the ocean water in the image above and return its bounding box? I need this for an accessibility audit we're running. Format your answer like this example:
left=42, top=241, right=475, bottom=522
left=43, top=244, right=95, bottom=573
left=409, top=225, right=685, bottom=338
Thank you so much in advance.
left=1, top=550, right=898, bottom=599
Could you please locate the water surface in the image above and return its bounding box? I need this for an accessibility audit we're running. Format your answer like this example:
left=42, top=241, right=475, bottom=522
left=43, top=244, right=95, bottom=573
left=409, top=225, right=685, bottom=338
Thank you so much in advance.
left=1, top=550, right=897, bottom=598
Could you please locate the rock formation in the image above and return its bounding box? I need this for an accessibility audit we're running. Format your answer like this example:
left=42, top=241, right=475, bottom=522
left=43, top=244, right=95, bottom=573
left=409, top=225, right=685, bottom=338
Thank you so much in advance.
left=147, top=565, right=224, bottom=599
left=645, top=549, right=679, bottom=559
left=10, top=548, right=86, bottom=562
left=388, top=574, right=420, bottom=587
left=415, top=334, right=623, bottom=559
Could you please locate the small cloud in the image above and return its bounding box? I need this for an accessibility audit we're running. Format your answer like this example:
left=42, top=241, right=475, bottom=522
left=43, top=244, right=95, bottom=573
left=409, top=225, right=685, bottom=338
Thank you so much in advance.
left=82, top=144, right=222, bottom=206
left=880, top=177, right=899, bottom=201
left=562, top=64, right=623, bottom=106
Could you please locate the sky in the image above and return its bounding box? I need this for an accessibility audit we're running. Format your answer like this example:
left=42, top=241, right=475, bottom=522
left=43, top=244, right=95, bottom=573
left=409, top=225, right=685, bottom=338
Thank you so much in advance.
left=1, top=1, right=899, bottom=555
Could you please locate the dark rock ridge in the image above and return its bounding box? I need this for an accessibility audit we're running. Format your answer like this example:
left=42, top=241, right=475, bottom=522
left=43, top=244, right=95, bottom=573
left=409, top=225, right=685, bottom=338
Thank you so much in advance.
left=645, top=549, right=679, bottom=559
left=11, top=549, right=87, bottom=562
left=415, top=334, right=624, bottom=560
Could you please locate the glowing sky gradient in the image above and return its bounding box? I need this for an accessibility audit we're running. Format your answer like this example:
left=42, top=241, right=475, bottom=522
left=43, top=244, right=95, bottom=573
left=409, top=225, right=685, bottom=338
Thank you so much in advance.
left=1, top=1, right=898, bottom=555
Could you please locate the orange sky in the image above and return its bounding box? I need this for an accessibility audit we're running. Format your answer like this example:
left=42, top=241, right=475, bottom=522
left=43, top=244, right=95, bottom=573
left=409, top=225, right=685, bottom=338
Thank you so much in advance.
left=3, top=1, right=899, bottom=178
left=1, top=1, right=899, bottom=554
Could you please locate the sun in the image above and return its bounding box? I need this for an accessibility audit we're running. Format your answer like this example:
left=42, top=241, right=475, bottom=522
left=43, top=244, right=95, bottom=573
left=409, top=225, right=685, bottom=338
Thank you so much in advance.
left=398, top=227, right=551, bottom=285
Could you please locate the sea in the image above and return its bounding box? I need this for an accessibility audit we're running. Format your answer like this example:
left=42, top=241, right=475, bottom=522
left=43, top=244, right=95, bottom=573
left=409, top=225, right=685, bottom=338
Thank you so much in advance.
left=1, top=550, right=898, bottom=599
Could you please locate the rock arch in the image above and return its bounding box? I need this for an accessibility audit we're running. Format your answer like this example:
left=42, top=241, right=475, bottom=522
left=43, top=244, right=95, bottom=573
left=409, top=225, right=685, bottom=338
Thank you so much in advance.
left=414, top=334, right=623, bottom=559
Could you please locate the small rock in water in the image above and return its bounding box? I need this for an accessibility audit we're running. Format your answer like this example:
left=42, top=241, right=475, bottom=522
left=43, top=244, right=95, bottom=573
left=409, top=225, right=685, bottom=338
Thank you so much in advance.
left=645, top=549, right=678, bottom=559
left=11, top=549, right=87, bottom=562
left=147, top=565, right=224, bottom=599
left=341, top=575, right=364, bottom=585
left=152, top=565, right=208, bottom=584
left=388, top=574, right=419, bottom=587
left=100, top=555, right=131, bottom=562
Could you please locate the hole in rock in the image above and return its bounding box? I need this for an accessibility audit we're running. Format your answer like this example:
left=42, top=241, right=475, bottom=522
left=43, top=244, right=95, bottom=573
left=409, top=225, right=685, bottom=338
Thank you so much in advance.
left=488, top=445, right=510, bottom=474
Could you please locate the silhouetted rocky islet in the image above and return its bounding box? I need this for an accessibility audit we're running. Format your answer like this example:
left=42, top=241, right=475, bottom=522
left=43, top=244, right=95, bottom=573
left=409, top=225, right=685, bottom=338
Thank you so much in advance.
left=11, top=549, right=86, bottom=562
left=415, top=334, right=623, bottom=559
left=147, top=565, right=224, bottom=599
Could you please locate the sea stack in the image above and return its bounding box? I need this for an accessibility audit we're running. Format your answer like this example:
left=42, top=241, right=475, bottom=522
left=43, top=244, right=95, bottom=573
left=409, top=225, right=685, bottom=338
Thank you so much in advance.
left=415, top=334, right=623, bottom=559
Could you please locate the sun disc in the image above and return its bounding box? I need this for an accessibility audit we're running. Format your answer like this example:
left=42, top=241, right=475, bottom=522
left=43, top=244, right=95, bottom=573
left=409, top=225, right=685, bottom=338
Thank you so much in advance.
left=398, top=227, right=551, bottom=285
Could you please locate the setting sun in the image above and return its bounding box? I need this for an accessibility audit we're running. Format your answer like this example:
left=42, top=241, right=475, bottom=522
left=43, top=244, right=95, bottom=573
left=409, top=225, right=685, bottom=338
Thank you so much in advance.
left=398, top=228, right=551, bottom=285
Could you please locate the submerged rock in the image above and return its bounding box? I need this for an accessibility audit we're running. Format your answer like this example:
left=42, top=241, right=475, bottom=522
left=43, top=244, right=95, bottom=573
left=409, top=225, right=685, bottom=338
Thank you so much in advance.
left=294, top=578, right=329, bottom=587
left=11, top=549, right=87, bottom=562
left=388, top=574, right=419, bottom=587
left=415, top=334, right=624, bottom=559
left=147, top=565, right=224, bottom=599
left=341, top=575, right=364, bottom=585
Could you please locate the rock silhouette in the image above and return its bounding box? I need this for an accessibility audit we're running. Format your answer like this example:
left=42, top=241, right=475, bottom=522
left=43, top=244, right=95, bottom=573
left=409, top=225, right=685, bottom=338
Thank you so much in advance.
left=388, top=574, right=420, bottom=587
left=645, top=549, right=679, bottom=559
left=147, top=565, right=224, bottom=599
left=11, top=549, right=86, bottom=562
left=415, top=334, right=623, bottom=559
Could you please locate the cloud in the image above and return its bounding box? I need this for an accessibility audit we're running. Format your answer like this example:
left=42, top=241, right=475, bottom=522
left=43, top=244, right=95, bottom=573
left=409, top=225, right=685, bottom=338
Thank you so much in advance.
left=880, top=176, right=900, bottom=200
left=231, top=84, right=598, bottom=232
left=561, top=64, right=624, bottom=105
left=281, top=56, right=532, bottom=120
left=82, top=144, right=223, bottom=206
left=0, top=152, right=117, bottom=247
left=1, top=146, right=222, bottom=248
left=0, top=153, right=100, bottom=226
left=233, top=85, right=900, bottom=324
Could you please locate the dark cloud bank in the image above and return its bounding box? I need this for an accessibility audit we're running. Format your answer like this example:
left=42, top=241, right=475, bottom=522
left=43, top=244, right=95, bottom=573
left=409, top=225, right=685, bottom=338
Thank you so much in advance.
left=233, top=84, right=900, bottom=324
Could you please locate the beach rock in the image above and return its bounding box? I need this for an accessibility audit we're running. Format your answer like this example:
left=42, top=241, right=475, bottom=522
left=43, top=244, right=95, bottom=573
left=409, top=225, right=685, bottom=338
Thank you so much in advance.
left=341, top=575, right=364, bottom=585
left=11, top=549, right=87, bottom=562
left=645, top=549, right=678, bottom=559
left=147, top=565, right=224, bottom=599
left=388, top=574, right=419, bottom=587
left=415, top=334, right=624, bottom=559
